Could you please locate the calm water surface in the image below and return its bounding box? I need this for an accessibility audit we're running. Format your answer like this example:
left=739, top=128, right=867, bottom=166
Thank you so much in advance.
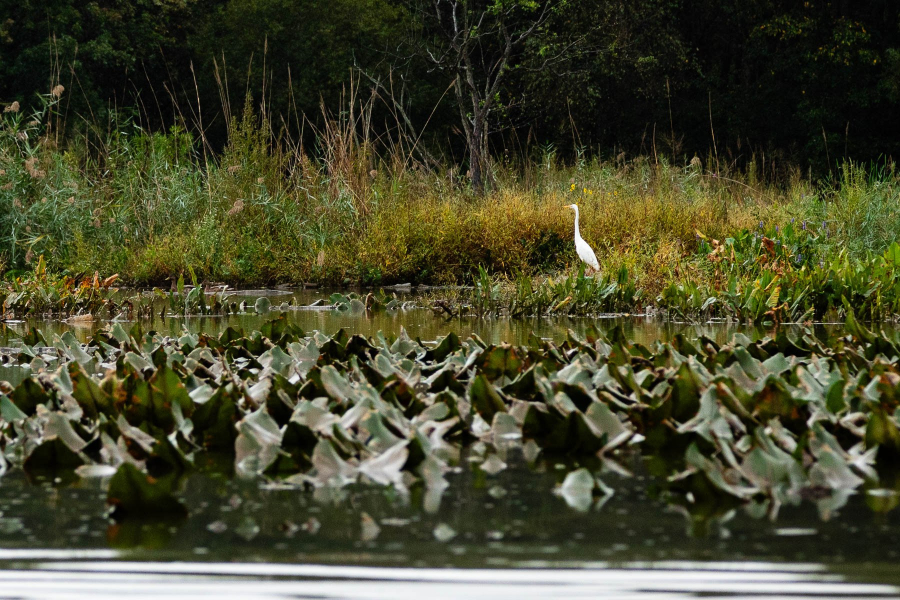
left=0, top=288, right=849, bottom=347
left=0, top=289, right=896, bottom=599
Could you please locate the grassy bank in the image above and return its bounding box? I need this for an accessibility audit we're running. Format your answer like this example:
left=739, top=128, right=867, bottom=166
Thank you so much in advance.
left=2, top=93, right=900, bottom=320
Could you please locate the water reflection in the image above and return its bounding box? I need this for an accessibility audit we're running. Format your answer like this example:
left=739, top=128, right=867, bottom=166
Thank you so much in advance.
left=2, top=449, right=900, bottom=567
left=0, top=446, right=897, bottom=596
left=1, top=289, right=899, bottom=597
left=0, top=288, right=851, bottom=347
left=0, top=560, right=890, bottom=599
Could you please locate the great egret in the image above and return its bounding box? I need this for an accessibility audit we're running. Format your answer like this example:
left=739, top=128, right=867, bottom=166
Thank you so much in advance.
left=565, top=203, right=600, bottom=273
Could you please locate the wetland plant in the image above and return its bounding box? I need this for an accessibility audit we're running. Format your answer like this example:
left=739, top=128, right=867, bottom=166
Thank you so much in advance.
left=0, top=314, right=899, bottom=525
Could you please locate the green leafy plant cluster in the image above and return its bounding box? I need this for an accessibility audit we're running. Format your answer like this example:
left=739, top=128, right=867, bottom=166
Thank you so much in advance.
left=1, top=314, right=900, bottom=521
left=659, top=232, right=900, bottom=322
left=445, top=266, right=642, bottom=317
left=0, top=256, right=119, bottom=318
left=154, top=268, right=234, bottom=317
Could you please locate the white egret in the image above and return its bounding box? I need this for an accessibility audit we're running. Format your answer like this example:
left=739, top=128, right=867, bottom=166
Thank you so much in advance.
left=564, top=203, right=600, bottom=273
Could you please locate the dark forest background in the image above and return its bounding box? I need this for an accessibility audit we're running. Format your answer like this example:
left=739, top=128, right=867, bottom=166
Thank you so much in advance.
left=2, top=0, right=899, bottom=175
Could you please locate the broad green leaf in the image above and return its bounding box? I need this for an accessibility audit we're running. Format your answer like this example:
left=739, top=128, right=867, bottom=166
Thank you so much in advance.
left=107, top=463, right=187, bottom=520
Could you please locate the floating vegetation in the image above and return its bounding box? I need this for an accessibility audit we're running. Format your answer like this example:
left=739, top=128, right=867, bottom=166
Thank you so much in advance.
left=0, top=314, right=899, bottom=523
left=433, top=267, right=642, bottom=318
left=152, top=268, right=233, bottom=317
left=328, top=291, right=403, bottom=313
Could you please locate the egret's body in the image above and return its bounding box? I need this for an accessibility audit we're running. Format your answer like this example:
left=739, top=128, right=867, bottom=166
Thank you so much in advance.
left=565, top=204, right=599, bottom=272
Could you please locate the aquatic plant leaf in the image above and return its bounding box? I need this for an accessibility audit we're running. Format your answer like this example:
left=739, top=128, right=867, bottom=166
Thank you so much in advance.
left=544, top=410, right=605, bottom=454
left=288, top=339, right=320, bottom=378
left=44, top=413, right=89, bottom=453
left=59, top=331, right=92, bottom=364
left=0, top=395, right=27, bottom=422
left=281, top=421, right=318, bottom=469
left=147, top=364, right=193, bottom=431
left=69, top=363, right=113, bottom=420
left=147, top=436, right=192, bottom=478
left=359, top=441, right=408, bottom=486
left=116, top=415, right=157, bottom=455
left=866, top=406, right=900, bottom=455
left=259, top=313, right=297, bottom=343
left=9, top=378, right=50, bottom=416
left=254, top=297, right=271, bottom=314
left=585, top=401, right=631, bottom=450
left=492, top=412, right=521, bottom=442
left=320, top=365, right=352, bottom=403
left=668, top=361, right=702, bottom=421
left=192, top=385, right=240, bottom=449
left=480, top=345, right=524, bottom=382
left=124, top=352, right=154, bottom=374
left=885, top=242, right=900, bottom=267
left=258, top=346, right=293, bottom=376
left=311, top=439, right=356, bottom=485
left=685, top=443, right=756, bottom=499
left=360, top=411, right=403, bottom=453
left=235, top=407, right=283, bottom=476
left=810, top=448, right=865, bottom=490
left=24, top=437, right=84, bottom=472
left=389, top=328, right=418, bottom=357
left=845, top=310, right=876, bottom=344
left=107, top=463, right=187, bottom=520
left=469, top=375, right=507, bottom=422
left=557, top=468, right=597, bottom=512
left=427, top=332, right=461, bottom=362
left=109, top=323, right=132, bottom=346
left=348, top=299, right=366, bottom=315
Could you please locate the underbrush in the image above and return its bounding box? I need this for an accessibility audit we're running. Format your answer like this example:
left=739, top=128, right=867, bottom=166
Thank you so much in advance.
left=1, top=92, right=899, bottom=322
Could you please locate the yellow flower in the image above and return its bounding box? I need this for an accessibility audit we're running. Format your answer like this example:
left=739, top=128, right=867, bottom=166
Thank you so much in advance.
left=570, top=183, right=576, bottom=191
left=583, top=188, right=587, bottom=194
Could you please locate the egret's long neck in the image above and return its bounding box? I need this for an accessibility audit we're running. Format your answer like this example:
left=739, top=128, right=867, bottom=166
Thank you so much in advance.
left=572, top=206, right=581, bottom=240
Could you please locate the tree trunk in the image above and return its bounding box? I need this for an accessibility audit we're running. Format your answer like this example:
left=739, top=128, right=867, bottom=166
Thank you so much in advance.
left=469, top=116, right=484, bottom=193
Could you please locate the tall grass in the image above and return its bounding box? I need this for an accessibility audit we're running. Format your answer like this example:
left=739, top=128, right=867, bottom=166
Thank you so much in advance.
left=1, top=89, right=898, bottom=302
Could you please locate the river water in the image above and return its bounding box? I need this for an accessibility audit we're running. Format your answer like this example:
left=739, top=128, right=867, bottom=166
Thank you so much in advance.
left=0, top=288, right=848, bottom=347
left=0, top=289, right=896, bottom=599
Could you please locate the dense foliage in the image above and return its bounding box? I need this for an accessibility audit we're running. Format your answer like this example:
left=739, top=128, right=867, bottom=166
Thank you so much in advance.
left=2, top=315, right=900, bottom=523
left=1, top=0, right=898, bottom=169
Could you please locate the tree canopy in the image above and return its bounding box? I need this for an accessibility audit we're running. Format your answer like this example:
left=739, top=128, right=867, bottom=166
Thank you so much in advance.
left=1, top=0, right=898, bottom=173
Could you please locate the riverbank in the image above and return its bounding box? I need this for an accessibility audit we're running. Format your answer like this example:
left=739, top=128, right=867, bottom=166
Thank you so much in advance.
left=2, top=96, right=899, bottom=322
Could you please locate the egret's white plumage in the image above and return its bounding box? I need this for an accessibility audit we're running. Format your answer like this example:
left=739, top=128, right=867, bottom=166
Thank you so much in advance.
left=565, top=203, right=599, bottom=272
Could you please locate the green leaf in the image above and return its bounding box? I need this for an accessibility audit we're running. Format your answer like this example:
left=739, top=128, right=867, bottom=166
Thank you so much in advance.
left=235, top=407, right=283, bottom=476
left=866, top=406, right=900, bottom=454
left=148, top=363, right=193, bottom=431
left=0, top=394, right=27, bottom=422
left=192, top=385, right=239, bottom=450
left=107, top=463, right=187, bottom=520
left=469, top=374, right=507, bottom=422
left=24, top=438, right=84, bottom=472
left=9, top=378, right=51, bottom=415
left=480, top=345, right=524, bottom=382
left=69, top=362, right=114, bottom=420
